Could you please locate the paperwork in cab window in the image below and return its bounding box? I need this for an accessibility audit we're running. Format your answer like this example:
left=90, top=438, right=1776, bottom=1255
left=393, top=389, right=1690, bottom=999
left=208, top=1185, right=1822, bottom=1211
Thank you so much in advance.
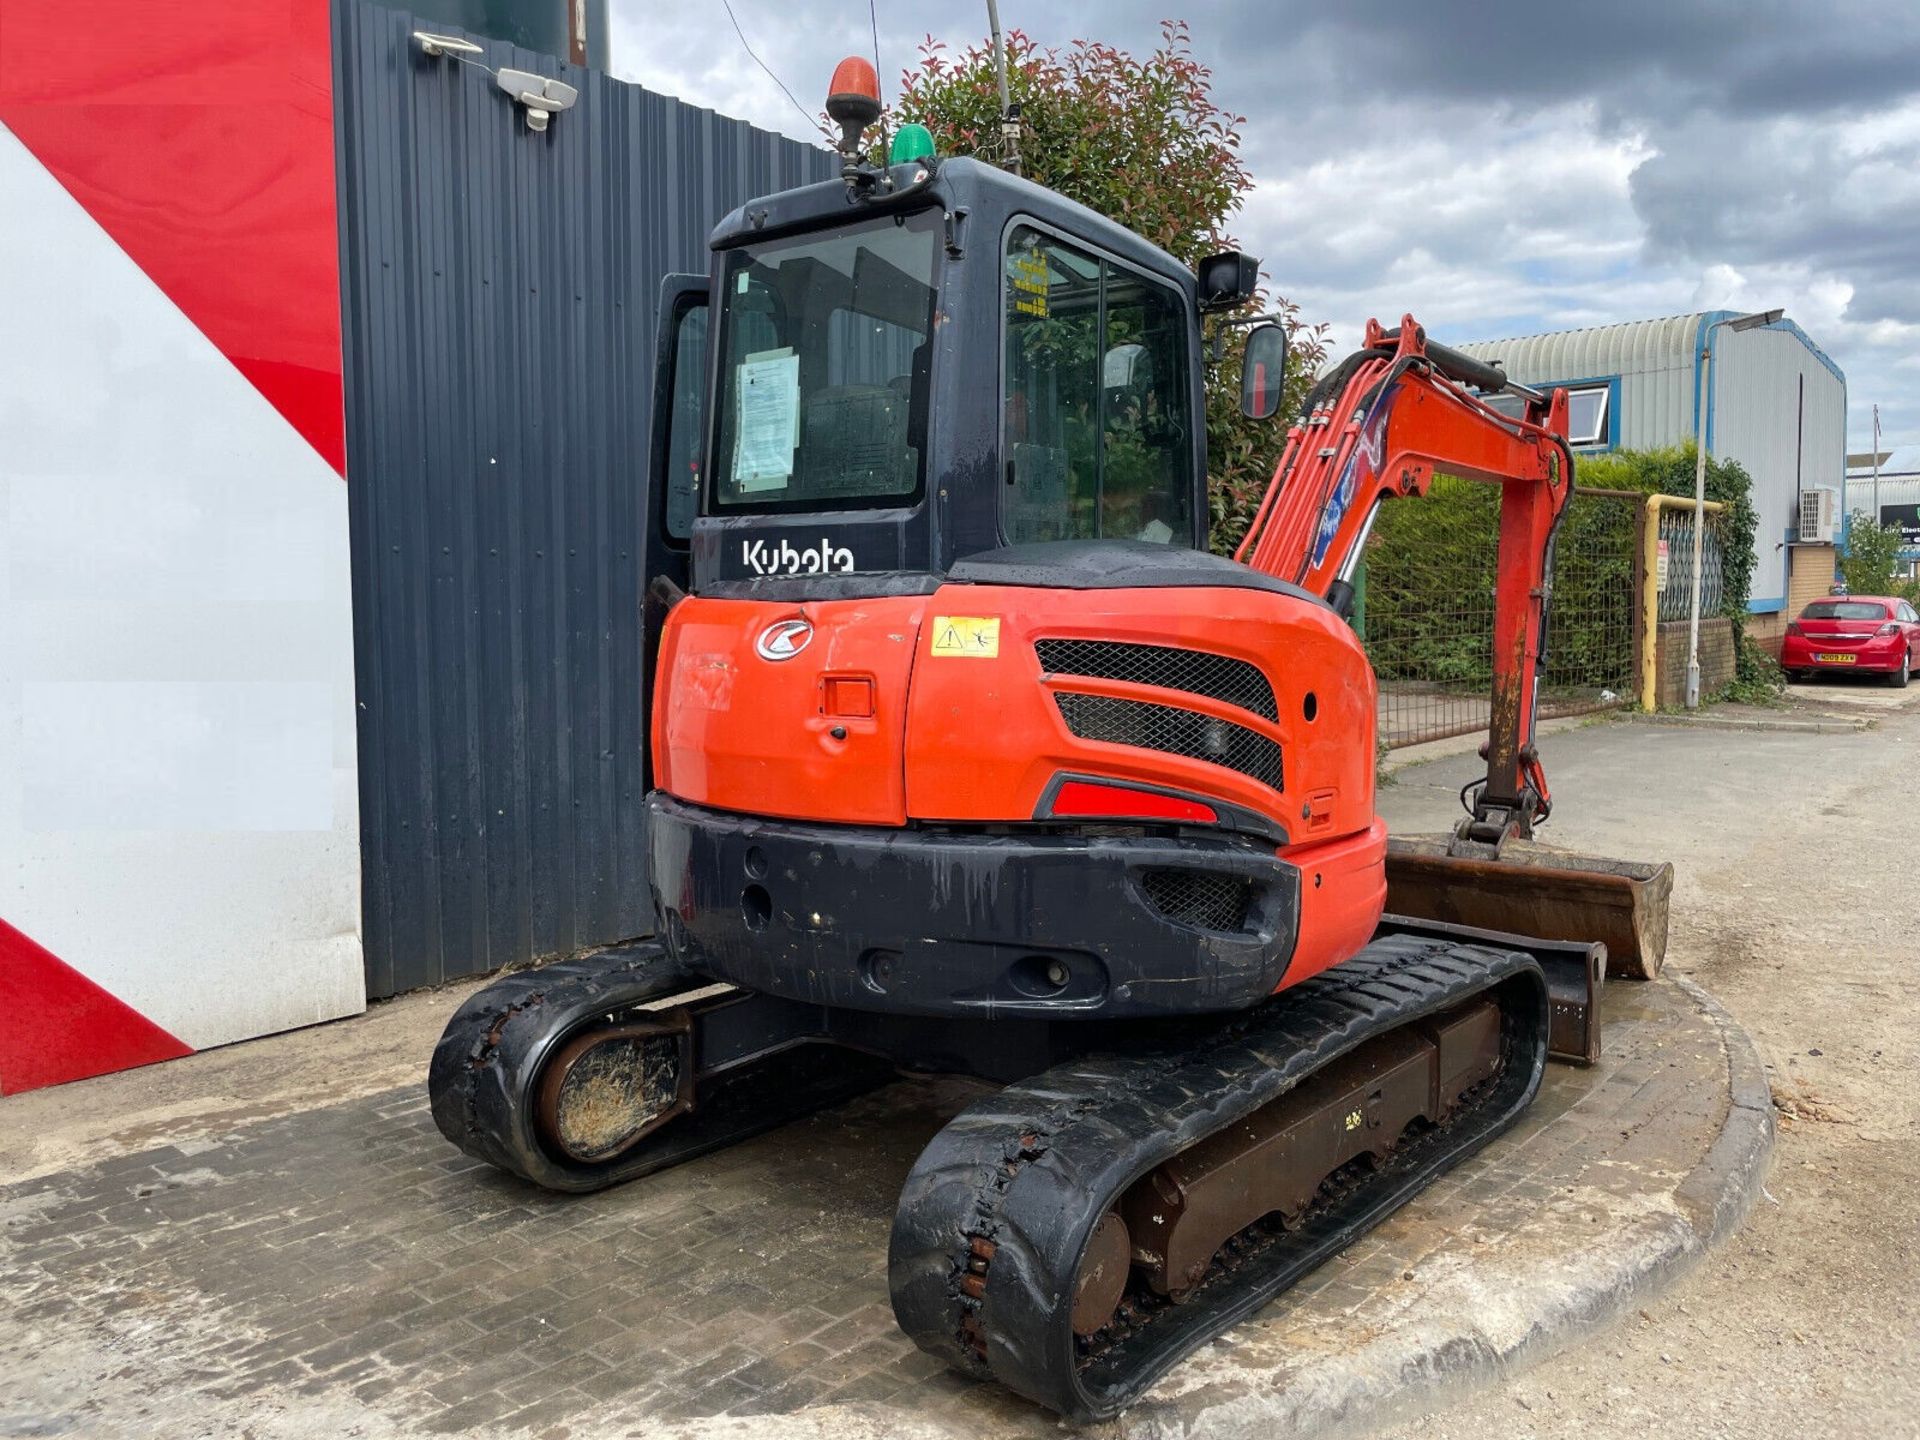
left=733, top=348, right=800, bottom=492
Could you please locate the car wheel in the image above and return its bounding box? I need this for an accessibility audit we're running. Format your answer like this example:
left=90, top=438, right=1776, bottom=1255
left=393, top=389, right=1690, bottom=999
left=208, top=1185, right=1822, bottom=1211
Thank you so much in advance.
left=1893, top=650, right=1912, bottom=690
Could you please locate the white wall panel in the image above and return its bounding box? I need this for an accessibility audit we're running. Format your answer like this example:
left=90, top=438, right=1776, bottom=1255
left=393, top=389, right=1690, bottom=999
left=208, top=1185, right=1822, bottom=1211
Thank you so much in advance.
left=0, top=125, right=363, bottom=1048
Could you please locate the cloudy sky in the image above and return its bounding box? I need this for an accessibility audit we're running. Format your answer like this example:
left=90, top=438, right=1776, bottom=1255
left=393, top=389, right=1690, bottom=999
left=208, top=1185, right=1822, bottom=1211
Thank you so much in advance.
left=612, top=0, right=1920, bottom=448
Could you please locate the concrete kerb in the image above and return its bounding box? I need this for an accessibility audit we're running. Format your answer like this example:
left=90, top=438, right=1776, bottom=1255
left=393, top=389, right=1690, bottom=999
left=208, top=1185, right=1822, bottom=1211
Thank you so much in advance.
left=1631, top=711, right=1868, bottom=735
left=1670, top=976, right=1778, bottom=1250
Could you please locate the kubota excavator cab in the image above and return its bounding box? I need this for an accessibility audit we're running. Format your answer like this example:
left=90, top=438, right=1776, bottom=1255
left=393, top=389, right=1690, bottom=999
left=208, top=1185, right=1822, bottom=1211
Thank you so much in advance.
left=641, top=152, right=1387, bottom=1022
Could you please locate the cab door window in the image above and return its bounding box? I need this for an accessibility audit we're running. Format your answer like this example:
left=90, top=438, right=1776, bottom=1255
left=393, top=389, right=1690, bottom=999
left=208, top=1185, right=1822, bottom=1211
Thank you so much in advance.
left=662, top=302, right=708, bottom=541
left=1002, top=225, right=1193, bottom=545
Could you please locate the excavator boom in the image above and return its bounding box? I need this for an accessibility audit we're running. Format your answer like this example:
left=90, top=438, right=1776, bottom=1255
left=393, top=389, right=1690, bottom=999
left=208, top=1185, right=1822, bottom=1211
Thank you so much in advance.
left=1239, top=316, right=1573, bottom=850
left=1234, top=315, right=1670, bottom=972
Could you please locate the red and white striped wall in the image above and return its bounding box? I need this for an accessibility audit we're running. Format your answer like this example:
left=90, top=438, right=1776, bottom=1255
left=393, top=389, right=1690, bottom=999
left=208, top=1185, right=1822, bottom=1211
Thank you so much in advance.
left=0, top=0, right=363, bottom=1093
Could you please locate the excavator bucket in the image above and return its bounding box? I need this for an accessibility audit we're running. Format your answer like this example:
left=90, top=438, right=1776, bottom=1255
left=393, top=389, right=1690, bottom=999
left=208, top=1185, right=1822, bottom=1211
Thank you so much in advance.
left=1384, top=835, right=1675, bottom=981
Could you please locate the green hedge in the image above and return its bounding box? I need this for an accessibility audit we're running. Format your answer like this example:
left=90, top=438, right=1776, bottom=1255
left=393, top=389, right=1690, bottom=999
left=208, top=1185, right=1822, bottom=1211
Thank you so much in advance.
left=1362, top=444, right=1758, bottom=693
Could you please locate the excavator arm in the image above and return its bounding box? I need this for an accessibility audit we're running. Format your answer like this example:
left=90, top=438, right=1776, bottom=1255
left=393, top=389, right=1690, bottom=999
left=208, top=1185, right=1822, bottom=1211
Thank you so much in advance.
left=1235, top=316, right=1576, bottom=855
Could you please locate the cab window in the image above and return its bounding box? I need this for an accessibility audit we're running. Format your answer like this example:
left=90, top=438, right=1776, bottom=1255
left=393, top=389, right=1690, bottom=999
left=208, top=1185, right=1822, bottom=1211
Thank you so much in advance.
left=662, top=302, right=707, bottom=541
left=1002, top=225, right=1194, bottom=545
left=710, top=211, right=938, bottom=513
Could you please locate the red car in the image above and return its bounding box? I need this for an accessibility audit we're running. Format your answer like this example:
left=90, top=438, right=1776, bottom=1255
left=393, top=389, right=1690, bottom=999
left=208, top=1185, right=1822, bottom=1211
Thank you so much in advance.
left=1783, top=595, right=1919, bottom=687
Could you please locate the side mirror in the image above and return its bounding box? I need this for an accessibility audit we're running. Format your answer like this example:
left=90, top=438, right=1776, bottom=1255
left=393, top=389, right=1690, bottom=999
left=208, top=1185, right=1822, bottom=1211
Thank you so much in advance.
left=1240, top=323, right=1288, bottom=421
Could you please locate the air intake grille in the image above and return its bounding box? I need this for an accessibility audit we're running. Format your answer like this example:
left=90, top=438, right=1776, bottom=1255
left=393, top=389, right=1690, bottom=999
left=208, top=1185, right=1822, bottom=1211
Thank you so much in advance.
left=1054, top=693, right=1282, bottom=790
left=1141, top=869, right=1256, bottom=933
left=1036, top=639, right=1278, bottom=721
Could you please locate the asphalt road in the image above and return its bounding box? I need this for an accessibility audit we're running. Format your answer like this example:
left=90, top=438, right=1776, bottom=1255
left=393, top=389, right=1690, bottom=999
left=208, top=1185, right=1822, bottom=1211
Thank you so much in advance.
left=1375, top=688, right=1920, bottom=1440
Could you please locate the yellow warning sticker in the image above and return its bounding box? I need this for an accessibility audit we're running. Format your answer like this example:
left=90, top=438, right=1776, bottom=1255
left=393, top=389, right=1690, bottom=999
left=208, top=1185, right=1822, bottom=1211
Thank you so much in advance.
left=930, top=616, right=1001, bottom=658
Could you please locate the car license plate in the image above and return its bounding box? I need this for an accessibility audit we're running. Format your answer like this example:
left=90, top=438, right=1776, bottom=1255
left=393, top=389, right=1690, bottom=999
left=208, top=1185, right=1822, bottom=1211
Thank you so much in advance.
left=1814, top=652, right=1856, bottom=663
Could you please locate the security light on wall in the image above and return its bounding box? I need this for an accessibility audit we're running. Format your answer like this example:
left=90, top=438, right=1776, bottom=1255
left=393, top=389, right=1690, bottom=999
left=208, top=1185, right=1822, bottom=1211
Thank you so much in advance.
left=496, top=69, right=578, bottom=132
left=411, top=31, right=484, bottom=58
left=412, top=32, right=578, bottom=133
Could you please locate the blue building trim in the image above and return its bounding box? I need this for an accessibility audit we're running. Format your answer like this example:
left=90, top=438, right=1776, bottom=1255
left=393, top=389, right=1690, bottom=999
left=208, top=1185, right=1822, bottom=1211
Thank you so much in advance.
left=1774, top=318, right=1846, bottom=387
left=1839, top=372, right=1850, bottom=550
left=1689, top=309, right=1731, bottom=449
left=1749, top=595, right=1785, bottom=614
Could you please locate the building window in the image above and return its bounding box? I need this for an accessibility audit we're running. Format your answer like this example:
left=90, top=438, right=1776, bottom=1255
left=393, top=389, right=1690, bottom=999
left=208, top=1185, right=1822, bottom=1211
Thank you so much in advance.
left=1564, top=384, right=1610, bottom=447
left=1483, top=380, right=1611, bottom=447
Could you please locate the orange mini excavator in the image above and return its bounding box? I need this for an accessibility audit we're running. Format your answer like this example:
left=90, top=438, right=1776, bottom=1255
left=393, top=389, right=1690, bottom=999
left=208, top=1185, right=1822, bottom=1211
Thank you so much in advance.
left=430, top=59, right=1671, bottom=1420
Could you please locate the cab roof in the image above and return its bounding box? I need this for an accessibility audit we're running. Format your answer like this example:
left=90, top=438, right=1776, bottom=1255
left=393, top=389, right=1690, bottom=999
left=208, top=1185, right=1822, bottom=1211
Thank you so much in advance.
left=708, top=155, right=1196, bottom=297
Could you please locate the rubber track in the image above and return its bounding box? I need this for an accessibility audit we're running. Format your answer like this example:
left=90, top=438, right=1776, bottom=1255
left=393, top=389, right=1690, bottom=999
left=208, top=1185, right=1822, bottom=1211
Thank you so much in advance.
left=886, top=933, right=1551, bottom=1420
left=428, top=943, right=893, bottom=1193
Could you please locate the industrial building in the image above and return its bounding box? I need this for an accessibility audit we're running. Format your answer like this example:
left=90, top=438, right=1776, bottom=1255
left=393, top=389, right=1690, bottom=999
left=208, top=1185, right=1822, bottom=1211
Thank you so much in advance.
left=1845, top=445, right=1920, bottom=576
left=1456, top=314, right=1848, bottom=648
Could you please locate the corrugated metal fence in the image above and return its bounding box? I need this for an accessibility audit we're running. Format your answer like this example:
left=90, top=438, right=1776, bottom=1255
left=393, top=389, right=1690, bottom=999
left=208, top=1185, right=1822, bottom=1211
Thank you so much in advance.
left=334, top=0, right=834, bottom=995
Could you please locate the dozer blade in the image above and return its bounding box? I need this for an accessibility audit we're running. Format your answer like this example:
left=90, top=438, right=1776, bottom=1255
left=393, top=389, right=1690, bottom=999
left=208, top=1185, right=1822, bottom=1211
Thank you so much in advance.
left=1385, top=834, right=1674, bottom=981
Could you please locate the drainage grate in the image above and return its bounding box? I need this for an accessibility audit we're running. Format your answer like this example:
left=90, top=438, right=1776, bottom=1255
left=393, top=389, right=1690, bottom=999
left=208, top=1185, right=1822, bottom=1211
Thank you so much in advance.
left=1140, top=869, right=1256, bottom=932
left=1054, top=692, right=1283, bottom=790
left=1036, top=639, right=1278, bottom=721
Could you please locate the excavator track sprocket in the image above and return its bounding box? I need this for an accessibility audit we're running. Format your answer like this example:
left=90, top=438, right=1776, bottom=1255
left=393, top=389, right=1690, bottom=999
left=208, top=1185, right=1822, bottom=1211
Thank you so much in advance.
left=887, top=934, right=1550, bottom=1421
left=428, top=943, right=894, bottom=1193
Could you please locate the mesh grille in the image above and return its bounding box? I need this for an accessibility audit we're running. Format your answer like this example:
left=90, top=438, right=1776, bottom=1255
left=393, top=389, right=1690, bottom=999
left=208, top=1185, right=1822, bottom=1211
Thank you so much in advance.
left=1035, top=639, right=1278, bottom=721
left=1054, top=693, right=1282, bottom=790
left=1141, top=869, right=1255, bottom=933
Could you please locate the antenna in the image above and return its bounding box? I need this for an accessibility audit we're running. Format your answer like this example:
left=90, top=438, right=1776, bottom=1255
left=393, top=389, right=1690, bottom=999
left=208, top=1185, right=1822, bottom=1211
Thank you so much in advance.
left=985, top=0, right=1021, bottom=174
left=868, top=0, right=890, bottom=173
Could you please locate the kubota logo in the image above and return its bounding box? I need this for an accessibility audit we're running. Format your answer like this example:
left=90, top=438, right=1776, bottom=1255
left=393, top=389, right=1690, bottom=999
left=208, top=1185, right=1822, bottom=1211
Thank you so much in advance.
left=741, top=538, right=855, bottom=576
left=755, top=618, right=813, bottom=661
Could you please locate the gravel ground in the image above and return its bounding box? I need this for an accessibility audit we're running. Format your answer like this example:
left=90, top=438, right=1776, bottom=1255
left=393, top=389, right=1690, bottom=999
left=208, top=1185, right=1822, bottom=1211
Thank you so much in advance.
left=1373, top=690, right=1920, bottom=1440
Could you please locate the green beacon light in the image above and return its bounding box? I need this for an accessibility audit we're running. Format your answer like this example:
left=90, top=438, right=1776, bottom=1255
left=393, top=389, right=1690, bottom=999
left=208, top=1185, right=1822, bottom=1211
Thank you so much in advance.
left=890, top=123, right=936, bottom=166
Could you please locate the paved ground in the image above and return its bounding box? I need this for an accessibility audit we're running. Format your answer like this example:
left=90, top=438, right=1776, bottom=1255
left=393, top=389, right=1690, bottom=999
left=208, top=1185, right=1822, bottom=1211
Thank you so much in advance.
left=0, top=963, right=1763, bottom=1440
left=3, top=683, right=1914, bottom=1439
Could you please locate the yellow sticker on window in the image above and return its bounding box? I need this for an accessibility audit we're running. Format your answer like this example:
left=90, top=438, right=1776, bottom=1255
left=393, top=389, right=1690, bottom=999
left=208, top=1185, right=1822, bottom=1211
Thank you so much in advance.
left=1009, top=252, right=1050, bottom=316
left=1010, top=253, right=1050, bottom=293
left=930, top=616, right=1001, bottom=658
